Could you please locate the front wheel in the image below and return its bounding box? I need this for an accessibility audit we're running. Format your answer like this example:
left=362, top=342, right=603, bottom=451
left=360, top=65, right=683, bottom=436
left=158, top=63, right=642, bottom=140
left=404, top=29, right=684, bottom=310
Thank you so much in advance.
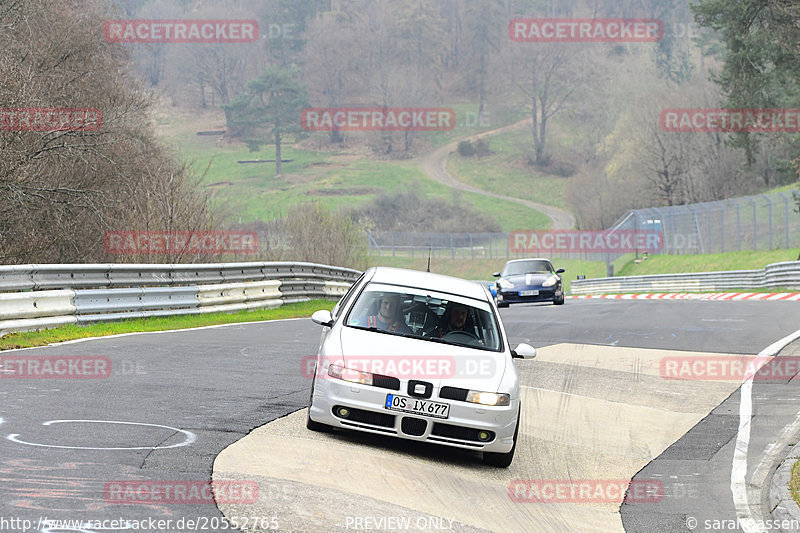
left=497, top=301, right=510, bottom=308
left=553, top=292, right=565, bottom=305
left=483, top=408, right=520, bottom=468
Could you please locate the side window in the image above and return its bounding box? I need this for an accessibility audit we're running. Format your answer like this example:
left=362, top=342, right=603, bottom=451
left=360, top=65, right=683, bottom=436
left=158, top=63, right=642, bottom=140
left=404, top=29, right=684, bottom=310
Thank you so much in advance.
left=331, top=273, right=366, bottom=320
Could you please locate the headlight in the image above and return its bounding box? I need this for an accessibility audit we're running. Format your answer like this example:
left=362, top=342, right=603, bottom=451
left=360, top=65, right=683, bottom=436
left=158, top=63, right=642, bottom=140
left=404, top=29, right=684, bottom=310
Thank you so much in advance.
left=497, top=278, right=514, bottom=290
left=542, top=275, right=558, bottom=288
left=466, top=390, right=511, bottom=406
left=328, top=364, right=373, bottom=386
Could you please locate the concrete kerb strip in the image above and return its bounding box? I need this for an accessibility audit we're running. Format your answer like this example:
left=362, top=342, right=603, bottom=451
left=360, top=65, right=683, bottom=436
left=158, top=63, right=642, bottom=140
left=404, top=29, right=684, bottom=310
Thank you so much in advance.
left=769, top=440, right=800, bottom=529
left=567, top=292, right=800, bottom=301
left=768, top=338, right=800, bottom=530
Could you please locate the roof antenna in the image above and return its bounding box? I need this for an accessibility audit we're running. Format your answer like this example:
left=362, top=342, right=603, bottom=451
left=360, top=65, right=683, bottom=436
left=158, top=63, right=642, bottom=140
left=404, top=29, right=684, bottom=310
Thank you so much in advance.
left=426, top=246, right=432, bottom=272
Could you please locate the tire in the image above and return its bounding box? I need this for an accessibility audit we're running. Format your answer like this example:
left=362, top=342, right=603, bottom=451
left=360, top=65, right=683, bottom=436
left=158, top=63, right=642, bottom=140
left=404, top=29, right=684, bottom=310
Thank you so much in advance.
left=483, top=407, right=520, bottom=468
left=553, top=290, right=565, bottom=305
left=497, top=301, right=510, bottom=308
left=305, top=372, right=332, bottom=432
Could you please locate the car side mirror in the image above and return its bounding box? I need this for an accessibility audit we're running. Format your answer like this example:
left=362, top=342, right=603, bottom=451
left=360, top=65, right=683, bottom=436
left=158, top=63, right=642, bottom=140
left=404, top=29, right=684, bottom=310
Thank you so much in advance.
left=492, top=272, right=501, bottom=277
left=556, top=268, right=565, bottom=274
left=311, top=309, right=333, bottom=327
left=511, top=343, right=536, bottom=359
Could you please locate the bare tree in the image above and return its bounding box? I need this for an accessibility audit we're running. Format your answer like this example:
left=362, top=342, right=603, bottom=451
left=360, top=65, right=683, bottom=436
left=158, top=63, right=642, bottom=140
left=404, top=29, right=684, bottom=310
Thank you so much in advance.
left=499, top=40, right=593, bottom=164
left=0, top=0, right=217, bottom=263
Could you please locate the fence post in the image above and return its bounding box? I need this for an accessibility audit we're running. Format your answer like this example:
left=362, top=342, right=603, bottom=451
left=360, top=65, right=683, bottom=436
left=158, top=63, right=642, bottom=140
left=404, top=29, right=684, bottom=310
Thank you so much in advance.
left=470, top=234, right=474, bottom=260
left=779, top=192, right=790, bottom=249
left=764, top=194, right=773, bottom=251
left=736, top=200, right=741, bottom=251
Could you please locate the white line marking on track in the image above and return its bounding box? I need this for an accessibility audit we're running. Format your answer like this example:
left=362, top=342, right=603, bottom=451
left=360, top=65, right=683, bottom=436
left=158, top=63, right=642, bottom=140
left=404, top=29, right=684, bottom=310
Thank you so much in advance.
left=6, top=419, right=196, bottom=450
left=732, top=328, right=800, bottom=533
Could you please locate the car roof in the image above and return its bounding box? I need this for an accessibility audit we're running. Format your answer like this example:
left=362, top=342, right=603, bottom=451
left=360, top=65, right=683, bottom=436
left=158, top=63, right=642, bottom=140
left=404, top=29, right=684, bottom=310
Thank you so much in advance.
left=367, top=267, right=488, bottom=301
left=504, top=258, right=552, bottom=264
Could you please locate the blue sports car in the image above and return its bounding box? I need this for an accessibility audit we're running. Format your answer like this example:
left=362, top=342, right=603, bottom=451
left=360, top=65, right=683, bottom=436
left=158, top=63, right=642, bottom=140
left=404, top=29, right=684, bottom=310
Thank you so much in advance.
left=493, top=258, right=565, bottom=307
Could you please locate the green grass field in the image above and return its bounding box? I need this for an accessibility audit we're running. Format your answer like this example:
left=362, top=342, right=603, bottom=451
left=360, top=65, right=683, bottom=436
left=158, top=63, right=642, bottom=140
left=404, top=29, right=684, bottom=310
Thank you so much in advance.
left=447, top=128, right=570, bottom=209
left=157, top=105, right=550, bottom=231
left=616, top=249, right=799, bottom=277
left=0, top=300, right=337, bottom=351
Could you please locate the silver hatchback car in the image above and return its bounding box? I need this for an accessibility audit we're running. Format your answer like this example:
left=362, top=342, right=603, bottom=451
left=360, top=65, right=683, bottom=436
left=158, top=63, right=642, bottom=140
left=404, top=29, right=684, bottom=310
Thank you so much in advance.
left=306, top=267, right=536, bottom=467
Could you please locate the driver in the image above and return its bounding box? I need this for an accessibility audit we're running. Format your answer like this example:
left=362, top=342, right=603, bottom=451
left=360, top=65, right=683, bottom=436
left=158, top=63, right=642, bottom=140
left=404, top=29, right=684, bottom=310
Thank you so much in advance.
left=432, top=302, right=471, bottom=338
left=353, top=293, right=411, bottom=333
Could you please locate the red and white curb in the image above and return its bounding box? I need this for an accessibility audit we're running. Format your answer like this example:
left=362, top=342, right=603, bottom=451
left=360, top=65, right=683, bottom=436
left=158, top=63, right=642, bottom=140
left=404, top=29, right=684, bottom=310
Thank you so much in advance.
left=568, top=292, right=800, bottom=301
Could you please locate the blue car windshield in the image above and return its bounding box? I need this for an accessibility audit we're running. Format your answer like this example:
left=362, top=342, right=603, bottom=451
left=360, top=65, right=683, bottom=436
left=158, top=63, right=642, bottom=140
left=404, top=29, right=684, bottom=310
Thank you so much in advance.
left=503, top=260, right=553, bottom=276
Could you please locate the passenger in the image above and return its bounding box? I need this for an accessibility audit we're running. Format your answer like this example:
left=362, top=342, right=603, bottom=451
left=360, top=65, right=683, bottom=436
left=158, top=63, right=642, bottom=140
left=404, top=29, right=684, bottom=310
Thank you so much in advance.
left=354, top=293, right=411, bottom=333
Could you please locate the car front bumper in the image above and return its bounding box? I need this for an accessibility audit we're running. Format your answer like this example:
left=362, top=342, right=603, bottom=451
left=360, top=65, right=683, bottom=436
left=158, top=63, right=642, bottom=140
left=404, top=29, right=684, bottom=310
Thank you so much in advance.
left=309, top=376, right=519, bottom=453
left=497, top=287, right=559, bottom=304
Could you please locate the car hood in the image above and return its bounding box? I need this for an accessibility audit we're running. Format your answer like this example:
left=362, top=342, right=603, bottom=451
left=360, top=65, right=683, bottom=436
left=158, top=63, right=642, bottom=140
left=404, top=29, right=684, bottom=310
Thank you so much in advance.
left=504, top=273, right=553, bottom=286
left=331, top=326, right=508, bottom=391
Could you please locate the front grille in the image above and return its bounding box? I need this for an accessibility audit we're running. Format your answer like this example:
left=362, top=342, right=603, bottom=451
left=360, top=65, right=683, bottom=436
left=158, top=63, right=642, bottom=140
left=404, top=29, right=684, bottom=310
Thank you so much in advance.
left=401, top=417, right=427, bottom=436
left=432, top=422, right=494, bottom=443
left=332, top=405, right=395, bottom=428
left=372, top=374, right=401, bottom=390
left=439, top=386, right=469, bottom=401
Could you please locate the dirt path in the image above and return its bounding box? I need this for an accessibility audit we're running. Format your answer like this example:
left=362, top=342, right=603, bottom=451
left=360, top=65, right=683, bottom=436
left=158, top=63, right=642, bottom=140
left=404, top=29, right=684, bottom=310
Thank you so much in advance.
left=420, top=118, right=576, bottom=230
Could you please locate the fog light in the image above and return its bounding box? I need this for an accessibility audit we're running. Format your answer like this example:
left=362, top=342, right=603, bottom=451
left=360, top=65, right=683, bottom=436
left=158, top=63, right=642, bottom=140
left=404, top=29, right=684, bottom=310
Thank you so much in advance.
left=478, top=431, right=490, bottom=441
left=337, top=407, right=350, bottom=418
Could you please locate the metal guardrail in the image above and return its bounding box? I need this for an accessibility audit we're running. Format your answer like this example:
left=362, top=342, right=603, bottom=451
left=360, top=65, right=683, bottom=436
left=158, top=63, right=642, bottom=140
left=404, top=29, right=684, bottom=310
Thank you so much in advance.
left=570, top=261, right=800, bottom=294
left=0, top=262, right=360, bottom=337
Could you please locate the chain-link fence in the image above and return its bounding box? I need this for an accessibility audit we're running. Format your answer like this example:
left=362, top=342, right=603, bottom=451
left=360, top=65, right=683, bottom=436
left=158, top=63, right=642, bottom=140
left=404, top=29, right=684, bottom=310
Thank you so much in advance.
left=365, top=190, right=800, bottom=262
left=611, top=190, right=800, bottom=256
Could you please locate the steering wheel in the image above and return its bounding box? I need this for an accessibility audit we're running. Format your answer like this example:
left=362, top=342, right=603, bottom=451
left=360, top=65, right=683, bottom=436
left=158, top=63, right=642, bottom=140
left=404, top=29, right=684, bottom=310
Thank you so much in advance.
left=442, top=330, right=480, bottom=344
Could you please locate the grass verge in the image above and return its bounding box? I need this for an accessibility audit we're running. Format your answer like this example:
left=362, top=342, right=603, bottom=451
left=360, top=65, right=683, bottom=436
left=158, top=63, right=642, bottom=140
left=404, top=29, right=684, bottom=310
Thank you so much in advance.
left=616, top=250, right=799, bottom=277
left=791, top=457, right=800, bottom=508
left=0, top=300, right=337, bottom=351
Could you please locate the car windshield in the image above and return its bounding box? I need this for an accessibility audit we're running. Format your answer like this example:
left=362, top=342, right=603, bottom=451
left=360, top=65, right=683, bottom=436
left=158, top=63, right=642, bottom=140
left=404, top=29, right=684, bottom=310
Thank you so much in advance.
left=345, top=283, right=501, bottom=351
left=503, top=260, right=553, bottom=276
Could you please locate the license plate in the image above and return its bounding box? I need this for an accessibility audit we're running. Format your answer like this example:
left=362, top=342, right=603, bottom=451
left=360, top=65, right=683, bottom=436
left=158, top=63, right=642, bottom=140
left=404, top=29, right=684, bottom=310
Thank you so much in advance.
left=520, top=290, right=539, bottom=296
left=385, top=394, right=450, bottom=419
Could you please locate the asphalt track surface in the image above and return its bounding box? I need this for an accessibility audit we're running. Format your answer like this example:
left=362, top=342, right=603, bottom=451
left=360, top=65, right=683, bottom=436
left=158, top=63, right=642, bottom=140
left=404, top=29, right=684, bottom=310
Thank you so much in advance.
left=0, top=300, right=798, bottom=532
